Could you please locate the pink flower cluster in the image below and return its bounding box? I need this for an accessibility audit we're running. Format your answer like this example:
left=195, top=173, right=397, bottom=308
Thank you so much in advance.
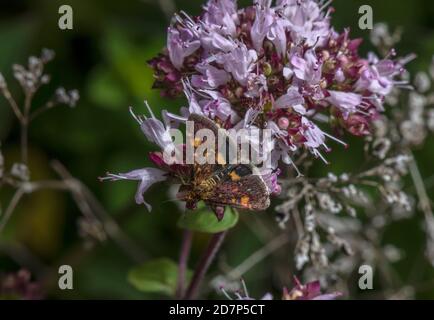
left=149, top=0, right=412, bottom=167
left=104, top=0, right=413, bottom=214
left=221, top=276, right=341, bottom=300
left=0, top=269, right=43, bottom=300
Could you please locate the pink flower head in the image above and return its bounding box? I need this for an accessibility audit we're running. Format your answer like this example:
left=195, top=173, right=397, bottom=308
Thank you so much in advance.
left=221, top=276, right=341, bottom=301
left=282, top=276, right=342, bottom=300
left=0, top=269, right=44, bottom=300
left=148, top=0, right=412, bottom=171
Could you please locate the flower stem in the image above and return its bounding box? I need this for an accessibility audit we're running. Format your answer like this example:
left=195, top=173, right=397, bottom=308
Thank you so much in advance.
left=183, top=231, right=227, bottom=300
left=176, top=230, right=193, bottom=299
left=21, top=120, right=28, bottom=165
left=20, top=91, right=33, bottom=165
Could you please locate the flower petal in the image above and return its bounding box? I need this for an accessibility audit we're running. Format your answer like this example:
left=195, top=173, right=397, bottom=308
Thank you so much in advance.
left=312, top=292, right=342, bottom=300
left=327, top=90, right=362, bottom=118
left=274, top=87, right=304, bottom=109
left=103, top=168, right=167, bottom=211
left=141, top=118, right=174, bottom=150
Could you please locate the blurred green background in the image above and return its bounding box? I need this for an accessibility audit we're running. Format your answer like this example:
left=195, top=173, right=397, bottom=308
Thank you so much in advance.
left=1, top=0, right=434, bottom=299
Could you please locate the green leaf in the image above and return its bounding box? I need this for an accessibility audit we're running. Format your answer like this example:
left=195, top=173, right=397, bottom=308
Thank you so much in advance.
left=101, top=28, right=163, bottom=104
left=127, top=258, right=190, bottom=296
left=0, top=21, right=34, bottom=136
left=87, top=66, right=127, bottom=110
left=177, top=204, right=239, bottom=233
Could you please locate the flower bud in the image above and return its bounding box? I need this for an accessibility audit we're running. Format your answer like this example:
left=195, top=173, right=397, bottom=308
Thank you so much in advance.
left=263, top=62, right=273, bottom=77
left=278, top=117, right=290, bottom=130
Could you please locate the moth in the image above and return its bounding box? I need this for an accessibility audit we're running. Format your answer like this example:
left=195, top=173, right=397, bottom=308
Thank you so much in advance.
left=176, top=113, right=270, bottom=220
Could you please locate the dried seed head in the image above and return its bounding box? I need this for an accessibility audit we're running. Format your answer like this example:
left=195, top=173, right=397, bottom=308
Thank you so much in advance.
left=383, top=244, right=403, bottom=262
left=41, top=48, right=55, bottom=63
left=55, top=87, right=80, bottom=107
left=275, top=211, right=289, bottom=229
left=40, top=74, right=51, bottom=85
left=414, top=71, right=431, bottom=93
left=317, top=193, right=342, bottom=214
left=327, top=229, right=354, bottom=256
left=400, top=120, right=426, bottom=146
left=295, top=234, right=311, bottom=270
left=408, top=92, right=427, bottom=113
left=10, top=163, right=30, bottom=182
left=372, top=137, right=391, bottom=159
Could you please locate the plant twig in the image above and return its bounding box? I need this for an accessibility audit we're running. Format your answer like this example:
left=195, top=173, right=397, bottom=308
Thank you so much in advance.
left=222, top=233, right=288, bottom=282
left=20, top=91, right=34, bottom=165
left=0, top=188, right=25, bottom=234
left=1, top=87, right=23, bottom=121
left=0, top=242, right=49, bottom=278
left=408, top=152, right=434, bottom=262
left=29, top=100, right=58, bottom=122
left=409, top=153, right=434, bottom=219
left=51, top=160, right=147, bottom=263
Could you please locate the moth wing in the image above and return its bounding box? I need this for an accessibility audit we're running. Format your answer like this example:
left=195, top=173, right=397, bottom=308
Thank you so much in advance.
left=188, top=113, right=220, bottom=136
left=188, top=113, right=239, bottom=166
left=205, top=175, right=270, bottom=211
left=187, top=113, right=220, bottom=181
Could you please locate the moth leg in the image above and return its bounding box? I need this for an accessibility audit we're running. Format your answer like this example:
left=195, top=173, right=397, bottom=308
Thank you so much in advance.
left=208, top=204, right=225, bottom=221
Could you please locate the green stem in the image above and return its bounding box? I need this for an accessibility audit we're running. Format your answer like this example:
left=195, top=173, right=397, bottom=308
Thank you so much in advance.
left=183, top=231, right=227, bottom=300
left=176, top=230, right=193, bottom=299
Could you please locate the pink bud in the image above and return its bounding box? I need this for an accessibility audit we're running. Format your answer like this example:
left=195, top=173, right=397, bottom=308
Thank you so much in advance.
left=273, top=184, right=282, bottom=196
left=278, top=117, right=290, bottom=130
